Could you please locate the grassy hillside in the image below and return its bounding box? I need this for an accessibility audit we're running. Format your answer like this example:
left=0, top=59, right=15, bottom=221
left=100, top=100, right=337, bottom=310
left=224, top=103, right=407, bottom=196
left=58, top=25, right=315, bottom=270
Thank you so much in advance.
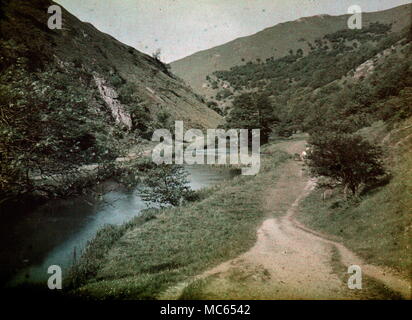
left=0, top=0, right=221, bottom=203
left=297, top=117, right=412, bottom=277
left=171, top=4, right=412, bottom=98
left=200, top=21, right=412, bottom=136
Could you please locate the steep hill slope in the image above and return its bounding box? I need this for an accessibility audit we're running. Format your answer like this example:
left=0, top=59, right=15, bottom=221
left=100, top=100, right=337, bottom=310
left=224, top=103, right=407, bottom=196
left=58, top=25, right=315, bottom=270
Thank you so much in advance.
left=191, top=18, right=412, bottom=136
left=0, top=0, right=221, bottom=202
left=296, top=116, right=412, bottom=285
left=171, top=4, right=412, bottom=98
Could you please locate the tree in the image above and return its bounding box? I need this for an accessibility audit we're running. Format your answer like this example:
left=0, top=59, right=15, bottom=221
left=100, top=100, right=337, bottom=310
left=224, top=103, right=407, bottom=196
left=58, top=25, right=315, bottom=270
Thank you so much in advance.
left=128, top=103, right=153, bottom=139
left=306, top=133, right=386, bottom=196
left=140, top=165, right=195, bottom=207
left=225, top=93, right=278, bottom=144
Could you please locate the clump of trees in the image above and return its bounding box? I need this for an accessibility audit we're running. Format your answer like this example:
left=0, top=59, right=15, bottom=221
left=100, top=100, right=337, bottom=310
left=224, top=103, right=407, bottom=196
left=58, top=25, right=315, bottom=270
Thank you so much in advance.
left=218, top=25, right=410, bottom=138
left=0, top=60, right=123, bottom=202
left=306, top=133, right=386, bottom=196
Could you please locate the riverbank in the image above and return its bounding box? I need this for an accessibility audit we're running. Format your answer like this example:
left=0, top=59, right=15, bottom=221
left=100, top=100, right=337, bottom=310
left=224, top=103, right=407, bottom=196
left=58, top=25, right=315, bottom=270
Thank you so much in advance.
left=66, top=134, right=411, bottom=300
left=0, top=140, right=156, bottom=213
left=66, top=141, right=292, bottom=299
left=1, top=161, right=238, bottom=289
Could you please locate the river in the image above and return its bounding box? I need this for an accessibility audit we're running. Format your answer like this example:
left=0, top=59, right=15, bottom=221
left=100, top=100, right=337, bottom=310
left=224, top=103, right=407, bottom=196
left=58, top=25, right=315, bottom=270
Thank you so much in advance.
left=0, top=164, right=238, bottom=287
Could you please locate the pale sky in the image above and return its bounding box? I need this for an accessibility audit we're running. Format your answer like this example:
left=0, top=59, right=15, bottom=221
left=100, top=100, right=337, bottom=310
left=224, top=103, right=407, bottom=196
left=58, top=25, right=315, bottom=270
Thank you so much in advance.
left=55, top=0, right=411, bottom=62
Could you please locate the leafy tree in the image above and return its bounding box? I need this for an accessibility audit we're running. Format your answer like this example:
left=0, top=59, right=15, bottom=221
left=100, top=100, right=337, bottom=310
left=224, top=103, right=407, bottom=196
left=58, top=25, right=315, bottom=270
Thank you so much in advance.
left=0, top=48, right=122, bottom=203
left=225, top=93, right=278, bottom=144
left=211, top=81, right=218, bottom=89
left=128, top=103, right=153, bottom=138
left=306, top=133, right=386, bottom=195
left=140, top=165, right=195, bottom=206
left=108, top=74, right=124, bottom=88
left=156, top=110, right=171, bottom=127
left=376, top=87, right=412, bottom=123
left=118, top=82, right=137, bottom=104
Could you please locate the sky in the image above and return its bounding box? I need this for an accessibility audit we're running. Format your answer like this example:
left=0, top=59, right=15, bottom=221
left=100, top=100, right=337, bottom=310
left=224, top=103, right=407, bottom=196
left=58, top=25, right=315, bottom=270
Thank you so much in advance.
left=55, top=0, right=411, bottom=62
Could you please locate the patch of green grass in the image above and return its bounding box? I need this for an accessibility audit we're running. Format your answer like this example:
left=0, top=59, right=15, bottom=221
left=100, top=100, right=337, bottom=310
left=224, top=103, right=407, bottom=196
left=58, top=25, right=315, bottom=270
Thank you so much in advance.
left=69, top=150, right=290, bottom=299
left=178, top=278, right=212, bottom=300
left=297, top=152, right=411, bottom=277
left=65, top=209, right=158, bottom=289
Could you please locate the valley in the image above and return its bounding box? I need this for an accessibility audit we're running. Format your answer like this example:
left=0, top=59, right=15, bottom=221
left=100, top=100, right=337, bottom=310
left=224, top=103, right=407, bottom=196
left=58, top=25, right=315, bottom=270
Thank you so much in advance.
left=0, top=0, right=411, bottom=301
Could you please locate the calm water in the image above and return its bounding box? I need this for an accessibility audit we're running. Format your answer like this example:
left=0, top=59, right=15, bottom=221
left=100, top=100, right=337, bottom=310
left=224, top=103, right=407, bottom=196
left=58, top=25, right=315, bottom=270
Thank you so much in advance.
left=1, top=165, right=238, bottom=287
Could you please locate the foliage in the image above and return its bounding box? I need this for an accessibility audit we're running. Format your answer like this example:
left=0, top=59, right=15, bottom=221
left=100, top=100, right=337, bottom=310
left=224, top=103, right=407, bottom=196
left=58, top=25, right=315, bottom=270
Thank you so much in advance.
left=140, top=165, right=195, bottom=206
left=215, top=88, right=232, bottom=101
left=0, top=44, right=122, bottom=202
left=118, top=82, right=137, bottom=104
left=205, top=100, right=221, bottom=115
left=156, top=110, right=172, bottom=129
left=0, top=0, right=220, bottom=205
left=108, top=74, right=124, bottom=88
left=298, top=136, right=412, bottom=276
left=306, top=133, right=386, bottom=195
left=127, top=103, right=153, bottom=138
left=225, top=92, right=278, bottom=144
left=208, top=22, right=410, bottom=138
left=212, top=23, right=393, bottom=92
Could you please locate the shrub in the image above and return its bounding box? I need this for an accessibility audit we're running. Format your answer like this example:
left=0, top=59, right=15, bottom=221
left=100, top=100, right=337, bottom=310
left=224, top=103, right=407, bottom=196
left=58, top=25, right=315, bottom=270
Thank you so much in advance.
left=140, top=165, right=195, bottom=207
left=306, top=133, right=386, bottom=195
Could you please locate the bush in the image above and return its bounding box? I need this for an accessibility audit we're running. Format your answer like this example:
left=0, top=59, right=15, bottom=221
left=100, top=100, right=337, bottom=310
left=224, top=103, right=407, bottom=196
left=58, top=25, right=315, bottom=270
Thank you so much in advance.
left=140, top=165, right=195, bottom=207
left=108, top=74, right=124, bottom=88
left=118, top=82, right=137, bottom=104
left=206, top=101, right=223, bottom=115
left=306, top=132, right=386, bottom=195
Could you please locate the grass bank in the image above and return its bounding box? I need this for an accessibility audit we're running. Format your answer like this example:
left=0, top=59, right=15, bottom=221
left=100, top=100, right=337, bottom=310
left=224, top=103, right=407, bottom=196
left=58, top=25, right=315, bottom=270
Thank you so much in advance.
left=67, top=146, right=291, bottom=299
left=296, top=125, right=412, bottom=278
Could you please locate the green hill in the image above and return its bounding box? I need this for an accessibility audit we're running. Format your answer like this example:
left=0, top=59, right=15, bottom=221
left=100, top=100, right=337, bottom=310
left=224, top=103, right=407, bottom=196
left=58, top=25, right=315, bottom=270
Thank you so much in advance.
left=171, top=4, right=412, bottom=99
left=0, top=0, right=221, bottom=203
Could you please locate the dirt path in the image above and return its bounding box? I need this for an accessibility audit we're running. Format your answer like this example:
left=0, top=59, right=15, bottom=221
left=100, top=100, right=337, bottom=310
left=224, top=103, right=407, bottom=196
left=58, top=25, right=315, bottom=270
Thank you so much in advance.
left=160, top=140, right=411, bottom=300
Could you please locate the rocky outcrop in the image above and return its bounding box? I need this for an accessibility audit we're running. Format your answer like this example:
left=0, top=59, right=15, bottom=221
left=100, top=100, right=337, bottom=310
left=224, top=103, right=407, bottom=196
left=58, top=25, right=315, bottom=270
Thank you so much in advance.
left=93, top=75, right=132, bottom=129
